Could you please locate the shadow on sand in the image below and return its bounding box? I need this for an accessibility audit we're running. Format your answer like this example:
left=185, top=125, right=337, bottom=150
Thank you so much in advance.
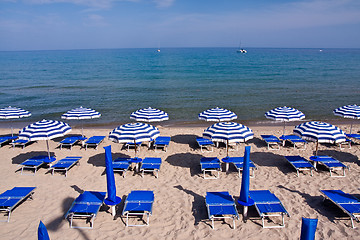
left=166, top=153, right=204, bottom=177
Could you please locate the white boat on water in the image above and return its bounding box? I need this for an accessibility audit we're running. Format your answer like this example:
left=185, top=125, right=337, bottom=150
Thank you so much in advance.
left=237, top=49, right=247, bottom=53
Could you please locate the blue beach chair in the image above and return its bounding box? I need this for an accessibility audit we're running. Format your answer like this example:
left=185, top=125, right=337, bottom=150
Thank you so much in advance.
left=11, top=139, right=33, bottom=149
left=154, top=136, right=171, bottom=152
left=18, top=155, right=56, bottom=175
left=346, top=134, right=360, bottom=145
left=122, top=190, right=155, bottom=227
left=59, top=136, right=87, bottom=150
left=140, top=157, right=162, bottom=178
left=284, top=156, right=315, bottom=177
left=124, top=141, right=142, bottom=152
left=249, top=190, right=290, bottom=228
left=206, top=191, right=239, bottom=229
left=261, top=135, right=281, bottom=150
left=50, top=156, right=81, bottom=177
left=320, top=190, right=360, bottom=228
left=112, top=157, right=131, bottom=177
left=0, top=136, right=17, bottom=147
left=200, top=157, right=221, bottom=179
left=280, top=135, right=307, bottom=150
left=230, top=157, right=257, bottom=178
left=196, top=137, right=214, bottom=152
left=84, top=136, right=105, bottom=150
left=65, top=191, right=106, bottom=229
left=0, top=187, right=36, bottom=222
left=309, top=156, right=348, bottom=177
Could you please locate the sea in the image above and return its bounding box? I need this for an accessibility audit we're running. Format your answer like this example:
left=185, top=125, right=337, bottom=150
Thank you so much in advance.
left=0, top=47, right=359, bottom=128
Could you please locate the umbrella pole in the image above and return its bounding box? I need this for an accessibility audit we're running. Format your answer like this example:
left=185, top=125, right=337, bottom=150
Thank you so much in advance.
left=283, top=122, right=286, bottom=136
left=350, top=121, right=353, bottom=135
left=46, top=140, right=51, bottom=160
left=134, top=139, right=137, bottom=158
left=82, top=122, right=84, bottom=137
left=315, top=141, right=319, bottom=156
left=243, top=206, right=248, bottom=223
left=226, top=139, right=229, bottom=157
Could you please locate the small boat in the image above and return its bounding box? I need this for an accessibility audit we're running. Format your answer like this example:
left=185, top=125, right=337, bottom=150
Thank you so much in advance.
left=237, top=49, right=247, bottom=53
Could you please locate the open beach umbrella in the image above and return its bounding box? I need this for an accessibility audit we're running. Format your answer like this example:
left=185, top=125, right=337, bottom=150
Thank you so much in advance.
left=109, top=122, right=160, bottom=157
left=0, top=106, right=31, bottom=136
left=265, top=106, right=305, bottom=135
left=38, top=221, right=50, bottom=240
left=62, top=106, right=101, bottom=136
left=333, top=104, right=360, bottom=134
left=18, top=119, right=71, bottom=159
left=203, top=122, right=253, bottom=156
left=104, top=145, right=121, bottom=217
left=293, top=121, right=346, bottom=155
left=130, top=107, right=169, bottom=122
left=198, top=107, right=237, bottom=122
left=300, top=217, right=318, bottom=240
left=237, top=146, right=254, bottom=222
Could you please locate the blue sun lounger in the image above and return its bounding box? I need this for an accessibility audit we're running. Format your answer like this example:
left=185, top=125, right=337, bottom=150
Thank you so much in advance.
left=154, top=136, right=171, bottom=152
left=50, top=156, right=82, bottom=177
left=122, top=190, right=154, bottom=227
left=261, top=135, right=281, bottom=150
left=200, top=157, right=221, bottom=179
left=249, top=190, right=290, bottom=228
left=65, top=191, right=106, bottom=229
left=280, top=135, right=307, bottom=150
left=230, top=157, right=257, bottom=178
left=0, top=187, right=36, bottom=222
left=11, top=139, right=33, bottom=149
left=0, top=136, right=17, bottom=147
left=140, top=157, right=162, bottom=178
left=320, top=190, right=360, bottom=228
left=84, top=136, right=105, bottom=150
left=19, top=155, right=56, bottom=175
left=196, top=137, right=214, bottom=152
left=284, top=156, right=315, bottom=177
left=59, top=136, right=87, bottom=150
left=124, top=141, right=142, bottom=152
left=113, top=158, right=131, bottom=177
left=309, top=156, right=349, bottom=177
left=346, top=134, right=360, bottom=144
left=206, top=191, right=239, bottom=229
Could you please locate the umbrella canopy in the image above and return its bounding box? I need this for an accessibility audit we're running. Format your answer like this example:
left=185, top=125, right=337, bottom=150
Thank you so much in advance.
left=300, top=217, right=318, bottom=240
left=18, top=119, right=71, bottom=158
left=130, top=107, right=169, bottom=122
left=62, top=106, right=101, bottom=136
left=109, top=122, right=160, bottom=156
left=333, top=104, right=360, bottom=134
left=0, top=106, right=31, bottom=136
left=265, top=106, right=305, bottom=135
left=198, top=107, right=237, bottom=122
left=294, top=121, right=346, bottom=155
left=38, top=221, right=50, bottom=240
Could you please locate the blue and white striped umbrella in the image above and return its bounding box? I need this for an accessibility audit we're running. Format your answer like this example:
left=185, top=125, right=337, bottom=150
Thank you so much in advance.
left=265, top=106, right=305, bottom=135
left=0, top=106, right=31, bottom=136
left=333, top=104, right=360, bottom=134
left=198, top=107, right=237, bottom=122
left=62, top=106, right=101, bottom=136
left=294, top=121, right=346, bottom=155
left=203, top=122, right=253, bottom=155
left=130, top=107, right=169, bottom=122
left=18, top=119, right=71, bottom=159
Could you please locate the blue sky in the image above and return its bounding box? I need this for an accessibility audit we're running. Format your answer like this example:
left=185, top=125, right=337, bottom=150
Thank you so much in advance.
left=1, top=0, right=360, bottom=50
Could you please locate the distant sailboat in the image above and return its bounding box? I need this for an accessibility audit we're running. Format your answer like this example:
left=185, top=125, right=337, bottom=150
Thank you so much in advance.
left=157, top=43, right=161, bottom=53
left=237, top=41, right=247, bottom=53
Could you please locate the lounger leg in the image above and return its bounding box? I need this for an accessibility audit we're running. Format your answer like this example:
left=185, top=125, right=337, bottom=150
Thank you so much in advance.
left=233, top=216, right=236, bottom=229
left=296, top=169, right=299, bottom=177
left=212, top=218, right=215, bottom=229
left=350, top=217, right=355, bottom=228
left=7, top=211, right=11, bottom=222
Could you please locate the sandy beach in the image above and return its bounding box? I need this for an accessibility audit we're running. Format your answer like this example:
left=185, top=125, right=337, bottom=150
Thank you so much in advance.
left=0, top=123, right=359, bottom=240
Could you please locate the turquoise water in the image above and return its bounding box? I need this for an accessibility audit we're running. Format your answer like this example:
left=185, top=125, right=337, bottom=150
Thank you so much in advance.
left=0, top=48, right=359, bottom=126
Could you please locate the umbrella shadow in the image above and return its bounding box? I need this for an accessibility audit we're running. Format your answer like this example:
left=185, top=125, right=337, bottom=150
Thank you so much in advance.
left=87, top=152, right=131, bottom=168
left=166, top=153, right=203, bottom=177
left=174, top=185, right=207, bottom=226
left=250, top=152, right=292, bottom=175
left=12, top=151, right=55, bottom=165
left=317, top=149, right=359, bottom=165
left=171, top=134, right=198, bottom=149
left=251, top=137, right=270, bottom=149
left=277, top=185, right=349, bottom=225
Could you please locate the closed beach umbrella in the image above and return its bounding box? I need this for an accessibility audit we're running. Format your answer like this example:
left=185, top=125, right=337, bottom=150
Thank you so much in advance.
left=237, top=146, right=254, bottom=222
left=18, top=119, right=71, bottom=159
left=203, top=122, right=253, bottom=156
left=198, top=107, right=237, bottom=122
left=38, top=221, right=50, bottom=240
left=109, top=122, right=160, bottom=157
left=104, top=145, right=121, bottom=217
left=62, top=106, right=101, bottom=136
left=300, top=217, right=318, bottom=240
left=265, top=106, right=305, bottom=135
left=333, top=104, right=360, bottom=134
left=294, top=121, right=346, bottom=155
left=130, top=107, right=169, bottom=122
left=0, top=106, right=31, bottom=136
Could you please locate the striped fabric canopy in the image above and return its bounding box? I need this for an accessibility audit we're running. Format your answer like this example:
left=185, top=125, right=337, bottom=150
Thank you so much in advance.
left=265, top=106, right=305, bottom=122
left=333, top=104, right=360, bottom=119
left=109, top=122, right=160, bottom=143
left=130, top=107, right=169, bottom=122
left=293, top=121, right=346, bottom=143
left=62, top=106, right=101, bottom=120
left=18, top=119, right=71, bottom=141
left=0, top=106, right=31, bottom=119
left=198, top=107, right=237, bottom=122
left=203, top=122, right=254, bottom=143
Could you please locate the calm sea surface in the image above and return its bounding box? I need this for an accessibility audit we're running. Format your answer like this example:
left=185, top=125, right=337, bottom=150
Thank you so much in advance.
left=0, top=48, right=359, bottom=127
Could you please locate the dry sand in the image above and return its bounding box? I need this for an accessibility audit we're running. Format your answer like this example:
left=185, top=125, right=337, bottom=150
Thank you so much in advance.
left=0, top=124, right=359, bottom=239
